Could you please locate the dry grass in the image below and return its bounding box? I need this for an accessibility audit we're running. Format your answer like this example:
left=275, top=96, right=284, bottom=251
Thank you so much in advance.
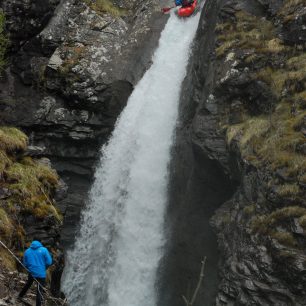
left=226, top=102, right=306, bottom=179
left=84, top=0, right=127, bottom=16
left=218, top=3, right=306, bottom=252
left=0, top=127, right=63, bottom=273
left=256, top=52, right=306, bottom=97
left=5, top=157, right=61, bottom=221
left=270, top=231, right=297, bottom=247
left=276, top=183, right=301, bottom=197
left=0, top=208, right=13, bottom=238
left=252, top=207, right=305, bottom=248
left=299, top=215, right=306, bottom=228
left=298, top=173, right=306, bottom=185
left=252, top=206, right=306, bottom=234
left=278, top=0, right=305, bottom=19
left=0, top=248, right=16, bottom=270
left=0, top=151, right=12, bottom=176
left=243, top=204, right=256, bottom=215
left=0, top=127, right=28, bottom=153
left=216, top=11, right=286, bottom=58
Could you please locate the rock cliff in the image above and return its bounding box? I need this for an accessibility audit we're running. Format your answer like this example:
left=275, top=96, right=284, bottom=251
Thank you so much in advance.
left=0, top=127, right=65, bottom=305
left=164, top=0, right=306, bottom=304
left=0, top=0, right=167, bottom=247
left=0, top=0, right=167, bottom=303
left=1, top=0, right=305, bottom=304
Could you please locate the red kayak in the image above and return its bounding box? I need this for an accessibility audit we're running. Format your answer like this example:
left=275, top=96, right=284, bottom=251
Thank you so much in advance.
left=177, top=0, right=197, bottom=17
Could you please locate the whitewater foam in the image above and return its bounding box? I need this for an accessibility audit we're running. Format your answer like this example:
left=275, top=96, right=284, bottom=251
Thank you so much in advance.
left=63, top=11, right=201, bottom=306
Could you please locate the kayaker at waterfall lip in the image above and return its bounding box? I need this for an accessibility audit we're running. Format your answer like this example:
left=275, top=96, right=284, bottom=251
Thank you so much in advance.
left=18, top=239, right=52, bottom=306
left=162, top=0, right=197, bottom=15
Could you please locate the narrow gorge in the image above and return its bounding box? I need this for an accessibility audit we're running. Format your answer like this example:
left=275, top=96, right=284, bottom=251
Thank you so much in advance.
left=0, top=0, right=305, bottom=305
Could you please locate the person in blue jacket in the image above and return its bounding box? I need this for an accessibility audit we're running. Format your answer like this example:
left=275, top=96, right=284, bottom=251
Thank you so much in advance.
left=18, top=240, right=52, bottom=306
left=175, top=0, right=194, bottom=7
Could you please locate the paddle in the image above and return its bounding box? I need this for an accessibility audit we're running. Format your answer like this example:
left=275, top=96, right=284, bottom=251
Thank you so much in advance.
left=161, top=6, right=176, bottom=13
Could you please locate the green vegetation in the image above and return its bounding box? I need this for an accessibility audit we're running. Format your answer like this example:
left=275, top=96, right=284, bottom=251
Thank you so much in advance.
left=243, top=204, right=256, bottom=215
left=251, top=206, right=306, bottom=246
left=270, top=231, right=297, bottom=248
left=0, top=127, right=28, bottom=152
left=221, top=7, right=306, bottom=182
left=276, top=183, right=301, bottom=197
left=0, top=10, right=8, bottom=70
left=84, top=0, right=127, bottom=16
left=226, top=102, right=306, bottom=180
left=278, top=0, right=305, bottom=22
left=0, top=248, right=16, bottom=270
left=299, top=215, right=306, bottom=228
left=6, top=157, right=61, bottom=220
left=0, top=127, right=61, bottom=257
left=0, top=127, right=27, bottom=176
left=216, top=11, right=287, bottom=58
left=0, top=208, right=13, bottom=238
left=252, top=206, right=306, bottom=234
left=256, top=52, right=306, bottom=98
left=216, top=0, right=306, bottom=254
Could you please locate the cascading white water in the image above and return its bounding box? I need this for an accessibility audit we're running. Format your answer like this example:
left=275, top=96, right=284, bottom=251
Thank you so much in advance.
left=63, top=10, right=201, bottom=306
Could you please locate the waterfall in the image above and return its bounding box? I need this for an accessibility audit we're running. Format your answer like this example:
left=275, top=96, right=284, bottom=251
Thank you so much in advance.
left=62, top=11, right=201, bottom=306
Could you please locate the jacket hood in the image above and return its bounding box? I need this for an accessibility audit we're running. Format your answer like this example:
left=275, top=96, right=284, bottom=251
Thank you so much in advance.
left=30, top=241, right=43, bottom=249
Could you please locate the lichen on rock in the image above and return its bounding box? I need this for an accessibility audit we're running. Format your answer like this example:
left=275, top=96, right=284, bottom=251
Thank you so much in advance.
left=168, top=0, right=306, bottom=304
left=210, top=0, right=306, bottom=304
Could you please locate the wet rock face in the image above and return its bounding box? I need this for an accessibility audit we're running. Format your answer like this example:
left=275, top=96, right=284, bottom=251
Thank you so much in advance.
left=278, top=1, right=306, bottom=45
left=158, top=1, right=237, bottom=305
left=174, top=0, right=306, bottom=304
left=0, top=0, right=167, bottom=247
left=2, top=0, right=60, bottom=52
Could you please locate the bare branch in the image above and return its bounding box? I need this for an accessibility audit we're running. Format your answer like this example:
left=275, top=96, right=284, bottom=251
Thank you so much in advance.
left=190, top=256, right=206, bottom=305
left=182, top=295, right=189, bottom=306
left=182, top=256, right=207, bottom=306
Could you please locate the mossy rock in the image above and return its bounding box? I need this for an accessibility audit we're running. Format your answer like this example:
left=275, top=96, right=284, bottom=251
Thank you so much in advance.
left=84, top=0, right=128, bottom=16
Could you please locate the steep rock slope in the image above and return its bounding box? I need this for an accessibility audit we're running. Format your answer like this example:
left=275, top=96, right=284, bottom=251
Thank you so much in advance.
left=166, top=0, right=306, bottom=304
left=0, top=127, right=65, bottom=305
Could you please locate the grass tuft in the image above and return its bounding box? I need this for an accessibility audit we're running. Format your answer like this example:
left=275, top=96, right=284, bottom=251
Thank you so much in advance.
left=0, top=208, right=13, bottom=238
left=243, top=204, right=256, bottom=215
left=252, top=206, right=306, bottom=235
left=216, top=11, right=286, bottom=58
left=299, top=215, right=306, bottom=229
left=0, top=127, right=28, bottom=153
left=84, top=0, right=127, bottom=16
left=5, top=157, right=61, bottom=221
left=226, top=102, right=306, bottom=179
left=270, top=231, right=297, bottom=247
left=276, top=183, right=301, bottom=197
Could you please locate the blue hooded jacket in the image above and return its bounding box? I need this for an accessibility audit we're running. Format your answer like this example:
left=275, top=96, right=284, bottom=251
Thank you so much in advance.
left=175, top=0, right=192, bottom=6
left=23, top=241, right=52, bottom=278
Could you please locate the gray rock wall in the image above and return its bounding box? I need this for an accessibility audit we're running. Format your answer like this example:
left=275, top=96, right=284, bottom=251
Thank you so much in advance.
left=170, top=0, right=306, bottom=304
left=158, top=1, right=237, bottom=305
left=0, top=0, right=168, bottom=248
